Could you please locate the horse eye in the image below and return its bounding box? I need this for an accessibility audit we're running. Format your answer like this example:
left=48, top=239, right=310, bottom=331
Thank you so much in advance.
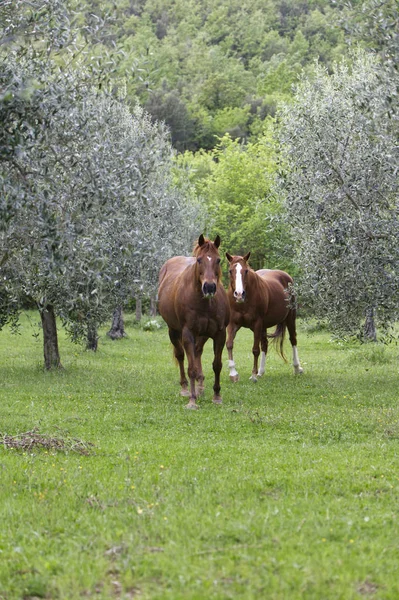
left=216, top=258, right=221, bottom=264
left=197, top=258, right=202, bottom=264
left=245, top=269, right=249, bottom=274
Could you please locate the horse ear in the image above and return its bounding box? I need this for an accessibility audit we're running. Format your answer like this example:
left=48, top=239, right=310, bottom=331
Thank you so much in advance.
left=226, top=252, right=233, bottom=263
left=243, top=252, right=251, bottom=262
left=214, top=235, right=221, bottom=248
left=198, top=234, right=205, bottom=247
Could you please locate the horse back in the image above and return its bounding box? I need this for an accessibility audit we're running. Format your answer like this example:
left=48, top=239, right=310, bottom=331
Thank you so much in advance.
left=256, top=269, right=293, bottom=289
left=158, top=256, right=195, bottom=286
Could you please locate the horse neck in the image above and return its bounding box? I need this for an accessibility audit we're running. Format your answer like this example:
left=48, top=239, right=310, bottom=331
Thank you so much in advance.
left=246, top=268, right=258, bottom=292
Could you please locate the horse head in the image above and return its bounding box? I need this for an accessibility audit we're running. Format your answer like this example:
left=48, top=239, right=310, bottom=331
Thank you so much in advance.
left=193, top=234, right=222, bottom=298
left=225, top=252, right=251, bottom=303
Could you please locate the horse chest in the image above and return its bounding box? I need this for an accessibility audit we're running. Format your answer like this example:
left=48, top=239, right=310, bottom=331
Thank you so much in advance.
left=180, top=298, right=224, bottom=336
left=195, top=315, right=217, bottom=336
left=232, top=303, right=263, bottom=328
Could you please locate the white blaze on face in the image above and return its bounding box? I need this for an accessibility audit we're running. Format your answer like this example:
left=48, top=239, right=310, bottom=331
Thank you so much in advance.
left=235, top=263, right=244, bottom=296
left=207, top=256, right=212, bottom=261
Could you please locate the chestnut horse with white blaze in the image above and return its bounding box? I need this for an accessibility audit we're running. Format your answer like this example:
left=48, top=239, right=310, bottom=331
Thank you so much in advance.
left=158, top=235, right=230, bottom=409
left=225, top=252, right=303, bottom=382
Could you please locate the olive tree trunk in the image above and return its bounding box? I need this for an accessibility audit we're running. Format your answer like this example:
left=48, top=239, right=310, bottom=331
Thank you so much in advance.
left=39, top=304, right=62, bottom=370
left=135, top=297, right=142, bottom=321
left=86, top=323, right=99, bottom=351
left=149, top=296, right=157, bottom=317
left=364, top=307, right=377, bottom=342
left=107, top=306, right=126, bottom=339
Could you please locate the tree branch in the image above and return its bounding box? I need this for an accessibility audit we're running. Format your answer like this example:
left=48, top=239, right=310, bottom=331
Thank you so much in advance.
left=328, top=160, right=362, bottom=211
left=0, top=251, right=9, bottom=268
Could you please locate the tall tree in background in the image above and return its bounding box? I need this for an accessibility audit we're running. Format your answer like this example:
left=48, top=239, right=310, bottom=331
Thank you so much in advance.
left=277, top=51, right=399, bottom=339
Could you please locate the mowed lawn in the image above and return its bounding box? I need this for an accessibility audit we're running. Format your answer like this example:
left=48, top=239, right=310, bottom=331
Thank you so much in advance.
left=0, top=312, right=398, bottom=600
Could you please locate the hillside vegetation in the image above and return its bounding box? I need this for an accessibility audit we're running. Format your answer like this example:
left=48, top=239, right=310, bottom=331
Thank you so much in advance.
left=76, top=0, right=352, bottom=150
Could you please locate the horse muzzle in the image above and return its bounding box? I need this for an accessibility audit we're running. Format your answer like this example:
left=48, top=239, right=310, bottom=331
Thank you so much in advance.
left=202, top=282, right=217, bottom=298
left=233, top=290, right=246, bottom=303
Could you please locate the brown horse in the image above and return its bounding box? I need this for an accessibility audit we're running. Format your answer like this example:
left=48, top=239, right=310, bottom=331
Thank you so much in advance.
left=158, top=235, right=230, bottom=409
left=225, top=252, right=303, bottom=382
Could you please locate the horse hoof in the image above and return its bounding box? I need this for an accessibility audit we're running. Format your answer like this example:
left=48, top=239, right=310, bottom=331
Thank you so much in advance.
left=196, top=386, right=205, bottom=396
left=180, top=388, right=190, bottom=397
left=294, top=367, right=304, bottom=375
left=249, top=375, right=258, bottom=383
left=212, top=396, right=223, bottom=405
left=230, top=375, right=239, bottom=383
left=185, top=401, right=199, bottom=410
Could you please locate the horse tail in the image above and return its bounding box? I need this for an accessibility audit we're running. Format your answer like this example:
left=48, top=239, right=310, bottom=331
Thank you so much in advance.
left=267, top=322, right=287, bottom=362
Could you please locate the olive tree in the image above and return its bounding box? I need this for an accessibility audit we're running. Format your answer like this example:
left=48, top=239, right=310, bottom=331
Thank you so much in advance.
left=1, top=1, right=203, bottom=367
left=277, top=51, right=399, bottom=340
left=3, top=76, right=201, bottom=363
left=1, top=0, right=119, bottom=360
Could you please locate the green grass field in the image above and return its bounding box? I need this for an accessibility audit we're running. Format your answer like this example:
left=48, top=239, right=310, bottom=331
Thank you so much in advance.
left=1, top=312, right=398, bottom=600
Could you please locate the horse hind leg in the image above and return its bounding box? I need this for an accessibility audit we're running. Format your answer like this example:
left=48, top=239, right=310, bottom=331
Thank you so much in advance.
left=293, top=346, right=303, bottom=374
left=257, top=331, right=268, bottom=378
left=169, top=329, right=190, bottom=396
left=250, top=325, right=262, bottom=382
left=286, top=311, right=304, bottom=375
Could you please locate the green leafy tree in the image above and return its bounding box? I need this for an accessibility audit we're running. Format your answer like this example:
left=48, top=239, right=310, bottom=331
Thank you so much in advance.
left=177, top=123, right=294, bottom=273
left=144, top=84, right=196, bottom=151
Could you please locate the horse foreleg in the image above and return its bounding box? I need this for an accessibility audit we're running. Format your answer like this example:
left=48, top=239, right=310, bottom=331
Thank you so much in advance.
left=250, top=324, right=262, bottom=382
left=226, top=322, right=240, bottom=382
left=257, top=330, right=268, bottom=378
left=286, top=310, right=304, bottom=375
left=182, top=328, right=200, bottom=409
left=212, top=329, right=226, bottom=404
left=169, top=329, right=189, bottom=396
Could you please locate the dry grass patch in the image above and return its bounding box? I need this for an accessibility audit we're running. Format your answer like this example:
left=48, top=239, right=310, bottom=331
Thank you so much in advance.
left=1, top=427, right=95, bottom=455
